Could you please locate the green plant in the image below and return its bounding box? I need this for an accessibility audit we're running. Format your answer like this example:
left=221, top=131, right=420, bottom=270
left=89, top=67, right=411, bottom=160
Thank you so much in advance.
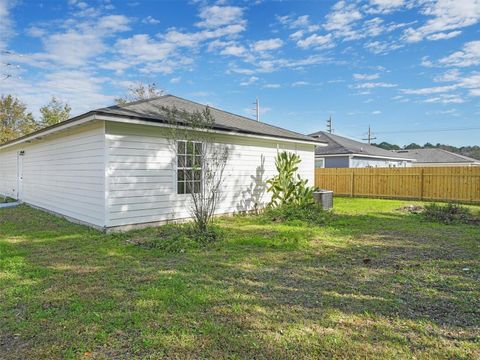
left=262, top=203, right=332, bottom=225
left=422, top=203, right=473, bottom=224
left=266, top=151, right=314, bottom=207
left=128, top=223, right=224, bottom=252
left=0, top=196, right=16, bottom=203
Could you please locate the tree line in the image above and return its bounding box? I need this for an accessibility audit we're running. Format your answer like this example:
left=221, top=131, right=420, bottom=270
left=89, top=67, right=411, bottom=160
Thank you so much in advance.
left=0, top=95, right=71, bottom=144
left=0, top=83, right=164, bottom=145
left=373, top=141, right=480, bottom=161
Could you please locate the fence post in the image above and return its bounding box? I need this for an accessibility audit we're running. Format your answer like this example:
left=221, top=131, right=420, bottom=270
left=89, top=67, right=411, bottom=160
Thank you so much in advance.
left=351, top=170, right=355, bottom=197
left=420, top=168, right=424, bottom=200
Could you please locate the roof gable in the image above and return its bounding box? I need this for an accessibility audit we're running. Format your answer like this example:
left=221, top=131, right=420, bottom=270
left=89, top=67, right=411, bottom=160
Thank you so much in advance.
left=310, top=131, right=412, bottom=160
left=395, top=148, right=480, bottom=163
left=95, top=95, right=320, bottom=143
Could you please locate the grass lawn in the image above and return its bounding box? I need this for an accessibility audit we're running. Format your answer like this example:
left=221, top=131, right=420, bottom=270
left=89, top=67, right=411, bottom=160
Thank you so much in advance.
left=0, top=198, right=479, bottom=359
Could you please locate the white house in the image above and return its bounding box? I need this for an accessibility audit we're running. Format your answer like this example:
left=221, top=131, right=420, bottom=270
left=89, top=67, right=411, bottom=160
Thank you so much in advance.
left=394, top=148, right=480, bottom=167
left=310, top=131, right=413, bottom=168
left=0, top=95, right=323, bottom=231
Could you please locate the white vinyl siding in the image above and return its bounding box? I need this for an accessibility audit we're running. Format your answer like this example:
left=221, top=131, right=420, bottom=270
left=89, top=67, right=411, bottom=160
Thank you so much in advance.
left=350, top=156, right=411, bottom=168
left=0, top=149, right=18, bottom=199
left=0, top=122, right=106, bottom=227
left=105, top=122, right=315, bottom=228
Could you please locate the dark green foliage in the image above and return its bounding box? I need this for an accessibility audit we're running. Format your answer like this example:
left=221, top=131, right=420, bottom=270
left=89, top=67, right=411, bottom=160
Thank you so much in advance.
left=372, top=141, right=401, bottom=150
left=422, top=203, right=474, bottom=224
left=267, top=151, right=314, bottom=207
left=262, top=203, right=332, bottom=225
left=404, top=143, right=422, bottom=149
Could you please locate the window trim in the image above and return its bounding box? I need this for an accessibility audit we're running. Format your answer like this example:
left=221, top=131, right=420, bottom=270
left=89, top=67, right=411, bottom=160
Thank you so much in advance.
left=176, top=140, right=203, bottom=195
left=314, top=157, right=325, bottom=169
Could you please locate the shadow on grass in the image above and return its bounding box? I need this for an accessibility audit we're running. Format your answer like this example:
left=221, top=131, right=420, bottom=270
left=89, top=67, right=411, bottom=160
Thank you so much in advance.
left=0, top=204, right=479, bottom=359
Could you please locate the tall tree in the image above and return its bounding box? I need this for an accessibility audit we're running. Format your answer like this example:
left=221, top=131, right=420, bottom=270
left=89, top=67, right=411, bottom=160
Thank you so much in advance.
left=0, top=95, right=38, bottom=144
left=40, top=97, right=71, bottom=127
left=115, top=82, right=164, bottom=105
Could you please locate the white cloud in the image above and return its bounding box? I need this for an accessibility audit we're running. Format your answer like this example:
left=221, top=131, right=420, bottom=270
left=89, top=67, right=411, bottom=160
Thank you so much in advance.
left=263, top=83, right=281, bottom=88
left=254, top=54, right=329, bottom=73
left=324, top=1, right=363, bottom=39
left=438, top=40, right=480, bottom=67
left=170, top=77, right=181, bottom=84
left=364, top=40, right=403, bottom=54
left=220, top=45, right=247, bottom=57
left=355, top=82, right=397, bottom=88
left=367, top=0, right=405, bottom=14
left=97, top=15, right=130, bottom=32
left=292, top=81, right=309, bottom=87
left=402, top=0, right=480, bottom=43
left=116, top=34, right=174, bottom=62
left=353, top=73, right=380, bottom=80
left=325, top=1, right=362, bottom=32
left=0, top=69, right=114, bottom=117
left=372, top=110, right=382, bottom=114
left=297, top=33, right=333, bottom=49
left=17, top=15, right=131, bottom=68
left=424, top=94, right=465, bottom=103
left=402, top=84, right=458, bottom=95
left=426, top=30, right=462, bottom=40
left=196, top=5, right=244, bottom=28
left=434, top=69, right=461, bottom=82
left=240, top=76, right=259, bottom=86
left=0, top=0, right=16, bottom=49
left=142, top=16, right=160, bottom=25
left=277, top=14, right=314, bottom=29
left=252, top=38, right=283, bottom=52
left=99, top=60, right=131, bottom=74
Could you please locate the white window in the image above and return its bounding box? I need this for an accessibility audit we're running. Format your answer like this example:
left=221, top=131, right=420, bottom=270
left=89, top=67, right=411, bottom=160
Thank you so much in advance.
left=177, top=141, right=202, bottom=194
left=315, top=158, right=325, bottom=168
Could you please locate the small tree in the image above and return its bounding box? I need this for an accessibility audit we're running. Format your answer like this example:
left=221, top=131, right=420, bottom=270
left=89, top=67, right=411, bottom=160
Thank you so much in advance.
left=39, top=97, right=71, bottom=127
left=115, top=82, right=164, bottom=105
left=0, top=95, right=38, bottom=144
left=163, top=106, right=229, bottom=235
left=266, top=151, right=314, bottom=207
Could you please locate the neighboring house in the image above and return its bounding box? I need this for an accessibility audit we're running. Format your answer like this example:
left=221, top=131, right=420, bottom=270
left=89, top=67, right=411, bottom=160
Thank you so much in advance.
left=309, top=131, right=413, bottom=168
left=0, top=95, right=324, bottom=231
left=394, top=148, right=480, bottom=167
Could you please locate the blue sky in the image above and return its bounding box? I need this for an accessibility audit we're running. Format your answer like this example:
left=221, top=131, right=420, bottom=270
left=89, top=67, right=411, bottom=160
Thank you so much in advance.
left=1, top=0, right=479, bottom=146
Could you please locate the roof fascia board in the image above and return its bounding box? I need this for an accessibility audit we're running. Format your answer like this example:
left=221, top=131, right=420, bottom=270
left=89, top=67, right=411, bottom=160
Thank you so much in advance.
left=98, top=114, right=327, bottom=146
left=316, top=153, right=415, bottom=161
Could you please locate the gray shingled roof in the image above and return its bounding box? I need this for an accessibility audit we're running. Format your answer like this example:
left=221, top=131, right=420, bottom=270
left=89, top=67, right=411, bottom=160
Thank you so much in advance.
left=394, top=148, right=480, bottom=164
left=309, top=131, right=413, bottom=160
left=95, top=95, right=321, bottom=143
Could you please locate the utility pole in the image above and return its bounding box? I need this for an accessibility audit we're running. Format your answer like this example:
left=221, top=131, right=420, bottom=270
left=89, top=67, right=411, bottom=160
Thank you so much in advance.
left=252, top=98, right=260, bottom=122
left=326, top=116, right=333, bottom=133
left=362, top=125, right=377, bottom=144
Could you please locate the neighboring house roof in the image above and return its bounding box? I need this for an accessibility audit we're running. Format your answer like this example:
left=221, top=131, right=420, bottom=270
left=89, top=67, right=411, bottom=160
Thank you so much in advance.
left=394, top=148, right=480, bottom=164
left=309, top=131, right=413, bottom=160
left=0, top=95, right=324, bottom=150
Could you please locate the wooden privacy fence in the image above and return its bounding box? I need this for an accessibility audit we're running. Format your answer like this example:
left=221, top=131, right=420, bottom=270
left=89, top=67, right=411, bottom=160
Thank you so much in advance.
left=315, top=167, right=480, bottom=204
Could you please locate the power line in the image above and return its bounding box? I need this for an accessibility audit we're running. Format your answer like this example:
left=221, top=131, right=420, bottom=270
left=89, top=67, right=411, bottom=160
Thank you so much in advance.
left=362, top=125, right=376, bottom=144
left=252, top=98, right=260, bottom=122
left=374, top=127, right=480, bottom=135
left=326, top=116, right=333, bottom=133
